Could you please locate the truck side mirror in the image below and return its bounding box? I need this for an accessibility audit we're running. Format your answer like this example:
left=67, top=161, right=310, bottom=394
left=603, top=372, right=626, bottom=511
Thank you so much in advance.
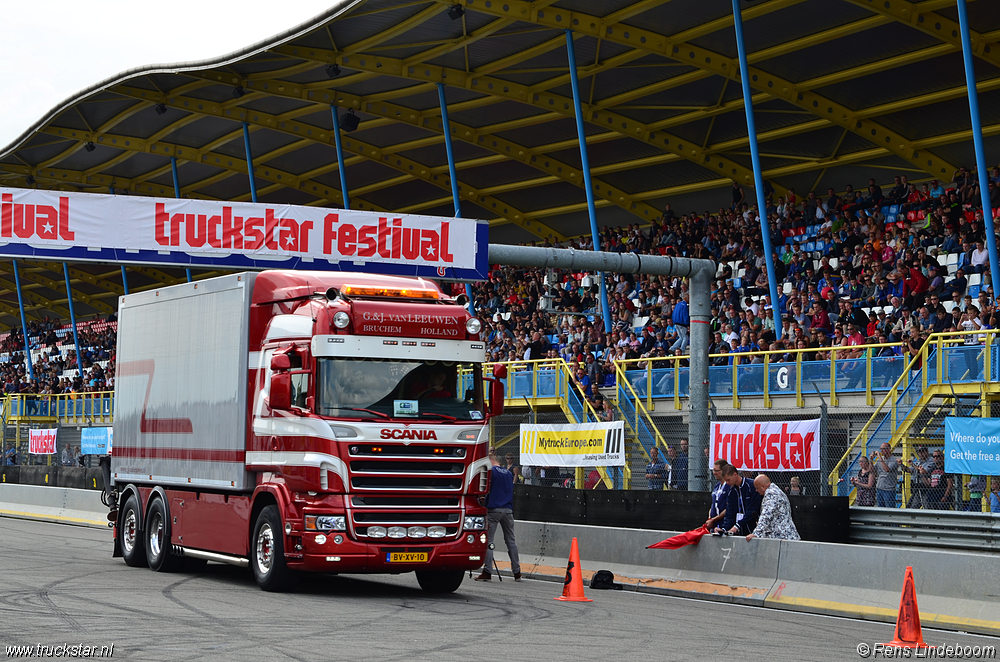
left=270, top=373, right=291, bottom=411
left=270, top=354, right=291, bottom=371
left=490, top=378, right=504, bottom=416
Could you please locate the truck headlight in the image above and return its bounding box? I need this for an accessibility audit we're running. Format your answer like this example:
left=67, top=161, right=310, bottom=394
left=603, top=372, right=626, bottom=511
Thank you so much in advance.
left=464, top=516, right=486, bottom=530
left=428, top=526, right=447, bottom=538
left=333, top=311, right=350, bottom=328
left=387, top=526, right=407, bottom=539
left=368, top=526, right=387, bottom=538
left=407, top=526, right=427, bottom=539
left=466, top=317, right=482, bottom=334
left=305, top=515, right=346, bottom=532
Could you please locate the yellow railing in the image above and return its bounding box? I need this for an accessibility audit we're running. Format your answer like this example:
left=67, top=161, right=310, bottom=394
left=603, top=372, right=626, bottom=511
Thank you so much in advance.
left=1, top=391, right=114, bottom=425
left=826, top=329, right=998, bottom=500
left=613, top=360, right=667, bottom=461
left=616, top=340, right=907, bottom=409
left=483, top=358, right=627, bottom=489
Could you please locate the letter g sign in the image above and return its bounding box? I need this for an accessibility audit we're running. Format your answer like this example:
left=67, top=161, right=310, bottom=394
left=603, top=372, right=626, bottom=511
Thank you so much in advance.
left=776, top=367, right=789, bottom=390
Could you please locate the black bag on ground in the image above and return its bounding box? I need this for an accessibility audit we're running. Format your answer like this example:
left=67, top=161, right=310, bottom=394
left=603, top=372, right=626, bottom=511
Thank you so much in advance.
left=590, top=569, right=623, bottom=590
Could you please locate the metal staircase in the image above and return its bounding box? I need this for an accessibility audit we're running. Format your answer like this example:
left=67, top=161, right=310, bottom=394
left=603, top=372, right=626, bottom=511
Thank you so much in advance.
left=829, top=330, right=1000, bottom=505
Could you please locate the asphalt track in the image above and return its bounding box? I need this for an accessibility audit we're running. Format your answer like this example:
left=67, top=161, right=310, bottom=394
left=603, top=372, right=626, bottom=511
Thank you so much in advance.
left=1, top=518, right=997, bottom=662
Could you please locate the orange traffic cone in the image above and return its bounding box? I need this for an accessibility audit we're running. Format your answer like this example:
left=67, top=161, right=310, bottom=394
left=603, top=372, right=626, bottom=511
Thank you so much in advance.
left=882, top=566, right=929, bottom=649
left=554, top=537, right=593, bottom=602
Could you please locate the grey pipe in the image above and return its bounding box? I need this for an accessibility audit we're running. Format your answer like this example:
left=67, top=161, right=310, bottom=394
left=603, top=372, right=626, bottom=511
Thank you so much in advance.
left=487, top=244, right=715, bottom=491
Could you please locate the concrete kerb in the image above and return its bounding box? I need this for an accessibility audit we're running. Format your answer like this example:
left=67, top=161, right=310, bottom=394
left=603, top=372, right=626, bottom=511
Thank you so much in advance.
left=0, top=484, right=107, bottom=529
left=493, top=521, right=1000, bottom=636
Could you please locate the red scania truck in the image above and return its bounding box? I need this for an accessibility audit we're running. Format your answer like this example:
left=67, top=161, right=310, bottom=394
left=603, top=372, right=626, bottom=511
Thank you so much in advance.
left=108, top=270, right=501, bottom=592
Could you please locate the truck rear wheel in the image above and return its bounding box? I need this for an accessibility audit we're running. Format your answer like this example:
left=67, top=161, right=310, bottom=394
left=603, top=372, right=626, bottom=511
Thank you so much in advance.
left=416, top=570, right=464, bottom=594
left=119, top=494, right=147, bottom=568
left=145, top=498, right=182, bottom=572
left=252, top=505, right=296, bottom=592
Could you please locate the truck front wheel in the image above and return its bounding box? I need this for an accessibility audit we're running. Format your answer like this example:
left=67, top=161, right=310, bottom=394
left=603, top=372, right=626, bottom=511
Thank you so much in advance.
left=416, top=570, right=465, bottom=594
left=252, top=505, right=296, bottom=592
left=119, top=494, right=147, bottom=568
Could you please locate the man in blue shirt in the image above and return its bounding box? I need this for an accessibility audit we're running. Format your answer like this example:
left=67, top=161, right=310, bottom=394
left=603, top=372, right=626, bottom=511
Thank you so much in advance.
left=670, top=293, right=690, bottom=352
left=704, top=459, right=731, bottom=530
left=715, top=465, right=762, bottom=535
left=475, top=452, right=522, bottom=582
left=645, top=446, right=669, bottom=490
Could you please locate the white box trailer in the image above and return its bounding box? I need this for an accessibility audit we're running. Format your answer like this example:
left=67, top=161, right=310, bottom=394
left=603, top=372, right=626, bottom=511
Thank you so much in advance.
left=112, top=273, right=254, bottom=491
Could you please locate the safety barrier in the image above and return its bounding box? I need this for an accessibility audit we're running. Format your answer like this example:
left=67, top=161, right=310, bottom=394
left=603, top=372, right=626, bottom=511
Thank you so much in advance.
left=616, top=341, right=907, bottom=411
left=500, top=521, right=1000, bottom=636
left=0, top=484, right=107, bottom=528
left=850, top=506, right=1000, bottom=551
left=0, top=392, right=114, bottom=424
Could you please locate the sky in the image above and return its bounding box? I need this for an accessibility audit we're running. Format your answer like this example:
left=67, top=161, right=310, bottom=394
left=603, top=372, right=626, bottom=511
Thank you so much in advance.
left=0, top=1, right=342, bottom=149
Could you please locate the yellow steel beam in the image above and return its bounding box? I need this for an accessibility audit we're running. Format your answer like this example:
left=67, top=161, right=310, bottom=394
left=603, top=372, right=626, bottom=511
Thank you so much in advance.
left=0, top=277, right=71, bottom=319
left=267, top=45, right=763, bottom=189
left=447, top=0, right=957, bottom=179
left=108, top=86, right=562, bottom=240
left=0, top=265, right=114, bottom=315
left=841, top=0, right=998, bottom=69
left=37, top=122, right=384, bottom=213
left=192, top=72, right=666, bottom=223
left=30, top=262, right=125, bottom=297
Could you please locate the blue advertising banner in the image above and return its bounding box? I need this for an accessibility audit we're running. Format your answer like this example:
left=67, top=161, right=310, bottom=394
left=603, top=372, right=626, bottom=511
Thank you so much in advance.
left=944, top=417, right=1000, bottom=475
left=80, top=427, right=112, bottom=455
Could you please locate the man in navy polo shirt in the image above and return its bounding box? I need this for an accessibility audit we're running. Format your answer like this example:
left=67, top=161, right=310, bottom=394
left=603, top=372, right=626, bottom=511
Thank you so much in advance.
left=475, top=451, right=522, bottom=582
left=714, top=465, right=761, bottom=535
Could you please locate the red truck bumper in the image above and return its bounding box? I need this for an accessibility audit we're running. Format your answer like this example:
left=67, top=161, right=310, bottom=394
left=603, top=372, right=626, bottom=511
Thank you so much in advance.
left=290, top=531, right=489, bottom=573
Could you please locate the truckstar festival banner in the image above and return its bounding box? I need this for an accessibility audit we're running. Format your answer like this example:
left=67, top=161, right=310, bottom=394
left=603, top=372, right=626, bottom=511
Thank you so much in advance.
left=0, top=187, right=488, bottom=280
left=711, top=419, right=820, bottom=472
left=28, top=428, right=57, bottom=455
left=520, top=422, right=626, bottom=467
left=944, top=417, right=1000, bottom=475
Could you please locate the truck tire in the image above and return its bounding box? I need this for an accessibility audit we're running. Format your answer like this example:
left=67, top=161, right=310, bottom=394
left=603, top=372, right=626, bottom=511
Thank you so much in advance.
left=252, top=505, right=296, bottom=592
left=118, top=494, right=147, bottom=568
left=145, top=498, right=182, bottom=572
left=416, top=570, right=464, bottom=594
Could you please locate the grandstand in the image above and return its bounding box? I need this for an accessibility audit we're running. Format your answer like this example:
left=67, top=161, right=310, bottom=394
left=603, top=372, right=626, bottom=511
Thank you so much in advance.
left=1, top=1, right=999, bottom=508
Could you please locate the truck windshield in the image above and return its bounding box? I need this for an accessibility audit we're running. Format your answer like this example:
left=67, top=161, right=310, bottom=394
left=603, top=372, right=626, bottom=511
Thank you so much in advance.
left=316, top=359, right=484, bottom=421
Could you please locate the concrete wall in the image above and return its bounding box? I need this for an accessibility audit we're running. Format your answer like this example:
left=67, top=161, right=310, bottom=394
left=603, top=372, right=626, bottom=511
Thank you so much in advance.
left=0, top=484, right=108, bottom=528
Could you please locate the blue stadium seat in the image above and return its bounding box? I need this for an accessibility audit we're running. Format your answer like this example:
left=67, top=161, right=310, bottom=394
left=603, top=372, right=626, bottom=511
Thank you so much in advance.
left=880, top=206, right=890, bottom=216
left=969, top=284, right=981, bottom=298
left=889, top=205, right=899, bottom=216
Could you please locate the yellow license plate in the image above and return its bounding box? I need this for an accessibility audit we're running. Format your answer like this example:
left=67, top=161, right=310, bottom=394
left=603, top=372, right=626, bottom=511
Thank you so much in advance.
left=387, top=552, right=428, bottom=563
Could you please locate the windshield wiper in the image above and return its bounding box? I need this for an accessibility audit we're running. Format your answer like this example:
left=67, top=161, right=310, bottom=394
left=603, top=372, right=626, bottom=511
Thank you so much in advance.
left=418, top=412, right=458, bottom=421
left=343, top=407, right=391, bottom=419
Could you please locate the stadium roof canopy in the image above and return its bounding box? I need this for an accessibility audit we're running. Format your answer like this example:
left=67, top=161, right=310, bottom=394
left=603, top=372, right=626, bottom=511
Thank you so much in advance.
left=1, top=0, right=1000, bottom=328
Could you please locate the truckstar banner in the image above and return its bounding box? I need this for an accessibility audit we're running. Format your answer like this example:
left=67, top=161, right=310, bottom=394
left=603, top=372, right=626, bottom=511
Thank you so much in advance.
left=711, top=419, right=820, bottom=472
left=0, top=187, right=489, bottom=280
left=520, top=421, right=626, bottom=467
left=28, top=428, right=57, bottom=455
left=944, top=417, right=1000, bottom=475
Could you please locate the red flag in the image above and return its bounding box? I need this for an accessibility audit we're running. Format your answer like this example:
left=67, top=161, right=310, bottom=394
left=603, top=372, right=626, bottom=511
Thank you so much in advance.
left=646, top=526, right=709, bottom=550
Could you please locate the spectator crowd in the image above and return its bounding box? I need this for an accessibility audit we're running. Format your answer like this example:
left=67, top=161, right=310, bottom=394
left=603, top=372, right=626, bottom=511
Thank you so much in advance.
left=475, top=168, right=1000, bottom=392
left=0, top=316, right=116, bottom=396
